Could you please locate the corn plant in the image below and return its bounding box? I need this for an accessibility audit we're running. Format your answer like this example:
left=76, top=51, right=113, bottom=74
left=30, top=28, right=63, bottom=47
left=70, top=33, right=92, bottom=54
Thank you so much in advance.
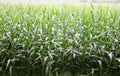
left=0, top=2, right=120, bottom=76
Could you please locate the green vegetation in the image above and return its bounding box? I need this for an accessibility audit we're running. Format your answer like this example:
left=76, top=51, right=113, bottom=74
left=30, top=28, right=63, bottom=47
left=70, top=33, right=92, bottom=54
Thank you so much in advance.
left=0, top=2, right=120, bottom=76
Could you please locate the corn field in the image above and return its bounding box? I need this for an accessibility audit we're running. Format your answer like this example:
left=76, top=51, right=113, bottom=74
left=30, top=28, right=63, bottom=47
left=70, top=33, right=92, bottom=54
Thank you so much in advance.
left=0, top=2, right=120, bottom=76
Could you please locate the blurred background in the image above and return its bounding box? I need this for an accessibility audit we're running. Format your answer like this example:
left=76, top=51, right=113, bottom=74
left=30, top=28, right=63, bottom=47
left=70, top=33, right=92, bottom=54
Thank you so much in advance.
left=0, top=0, right=120, bottom=3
